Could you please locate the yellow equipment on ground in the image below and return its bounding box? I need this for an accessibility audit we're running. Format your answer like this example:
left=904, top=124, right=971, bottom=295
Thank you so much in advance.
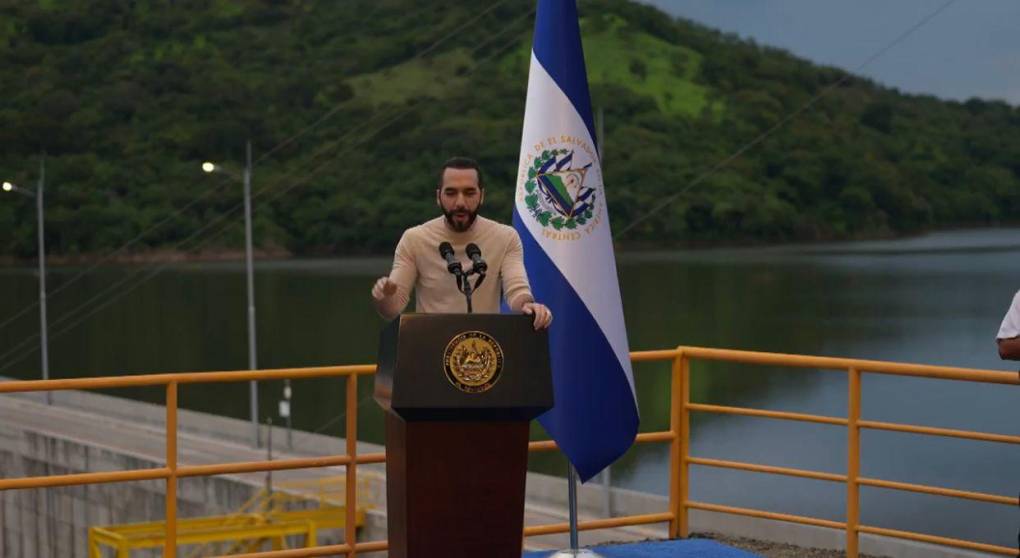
left=88, top=475, right=370, bottom=557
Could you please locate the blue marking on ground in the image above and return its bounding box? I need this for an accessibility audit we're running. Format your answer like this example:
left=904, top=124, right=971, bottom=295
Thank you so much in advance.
left=523, top=539, right=761, bottom=558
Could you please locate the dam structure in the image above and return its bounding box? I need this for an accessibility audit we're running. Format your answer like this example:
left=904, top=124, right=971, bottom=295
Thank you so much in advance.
left=0, top=345, right=1016, bottom=557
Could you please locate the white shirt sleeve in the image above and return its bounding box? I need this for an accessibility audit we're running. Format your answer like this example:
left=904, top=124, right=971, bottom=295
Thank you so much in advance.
left=996, top=290, right=1020, bottom=340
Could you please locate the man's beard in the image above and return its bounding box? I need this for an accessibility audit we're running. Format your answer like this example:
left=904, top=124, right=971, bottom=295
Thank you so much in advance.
left=443, top=208, right=479, bottom=232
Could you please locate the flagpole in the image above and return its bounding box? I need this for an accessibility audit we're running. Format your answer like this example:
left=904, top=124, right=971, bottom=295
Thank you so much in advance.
left=568, top=465, right=579, bottom=549
left=550, top=465, right=603, bottom=557
left=521, top=2, right=637, bottom=554
left=595, top=105, right=614, bottom=519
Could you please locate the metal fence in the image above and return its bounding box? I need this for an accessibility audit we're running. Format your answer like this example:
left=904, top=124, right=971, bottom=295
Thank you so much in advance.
left=0, top=346, right=1017, bottom=557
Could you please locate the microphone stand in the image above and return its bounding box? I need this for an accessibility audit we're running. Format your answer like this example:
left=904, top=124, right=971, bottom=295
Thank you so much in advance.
left=441, top=243, right=486, bottom=313
left=460, top=271, right=473, bottom=314
left=456, top=269, right=485, bottom=313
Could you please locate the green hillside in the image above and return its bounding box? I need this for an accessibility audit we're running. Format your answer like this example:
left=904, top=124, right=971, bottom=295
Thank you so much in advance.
left=0, top=0, right=1018, bottom=259
left=583, top=14, right=715, bottom=117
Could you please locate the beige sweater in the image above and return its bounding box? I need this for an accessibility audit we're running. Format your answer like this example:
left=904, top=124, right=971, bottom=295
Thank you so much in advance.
left=375, top=216, right=534, bottom=319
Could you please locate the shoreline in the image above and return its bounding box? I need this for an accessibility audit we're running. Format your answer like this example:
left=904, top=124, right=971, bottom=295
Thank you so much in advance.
left=0, top=247, right=295, bottom=268
left=0, top=224, right=1017, bottom=268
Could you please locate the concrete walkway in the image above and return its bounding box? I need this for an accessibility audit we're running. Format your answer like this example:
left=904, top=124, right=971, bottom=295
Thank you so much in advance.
left=0, top=387, right=663, bottom=554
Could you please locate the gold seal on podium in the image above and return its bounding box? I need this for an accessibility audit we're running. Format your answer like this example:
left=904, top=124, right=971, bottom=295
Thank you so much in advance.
left=443, top=331, right=504, bottom=393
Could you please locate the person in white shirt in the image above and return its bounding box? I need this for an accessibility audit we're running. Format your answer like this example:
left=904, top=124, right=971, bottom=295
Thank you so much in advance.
left=995, top=289, right=1020, bottom=360
left=370, top=156, right=552, bottom=329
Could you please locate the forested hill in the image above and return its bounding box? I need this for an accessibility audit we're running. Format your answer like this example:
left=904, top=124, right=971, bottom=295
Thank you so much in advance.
left=1, top=0, right=1018, bottom=259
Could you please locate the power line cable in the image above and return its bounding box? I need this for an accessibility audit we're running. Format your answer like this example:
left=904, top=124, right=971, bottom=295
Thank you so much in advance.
left=614, top=0, right=959, bottom=240
left=0, top=22, right=532, bottom=373
left=0, top=0, right=517, bottom=336
left=243, top=9, right=536, bottom=208
left=255, top=0, right=516, bottom=166
left=311, top=391, right=377, bottom=435
left=246, top=6, right=536, bottom=205
left=0, top=10, right=535, bottom=373
left=0, top=201, right=251, bottom=370
left=0, top=174, right=235, bottom=335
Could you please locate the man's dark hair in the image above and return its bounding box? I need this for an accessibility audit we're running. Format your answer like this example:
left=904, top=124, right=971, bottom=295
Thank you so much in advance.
left=438, top=156, right=484, bottom=189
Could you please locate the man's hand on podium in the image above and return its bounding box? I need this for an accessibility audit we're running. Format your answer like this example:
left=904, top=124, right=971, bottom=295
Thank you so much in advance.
left=522, top=302, right=553, bottom=330
left=372, top=277, right=398, bottom=301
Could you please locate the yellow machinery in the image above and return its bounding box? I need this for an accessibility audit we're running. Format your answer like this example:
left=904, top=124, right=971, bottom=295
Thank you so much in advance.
left=88, top=475, right=370, bottom=557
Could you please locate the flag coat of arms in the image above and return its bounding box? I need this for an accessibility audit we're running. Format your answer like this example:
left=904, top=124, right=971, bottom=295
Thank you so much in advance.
left=513, top=0, right=639, bottom=482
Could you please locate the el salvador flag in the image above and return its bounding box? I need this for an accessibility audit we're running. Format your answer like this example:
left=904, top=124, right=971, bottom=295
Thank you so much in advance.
left=513, top=0, right=639, bottom=482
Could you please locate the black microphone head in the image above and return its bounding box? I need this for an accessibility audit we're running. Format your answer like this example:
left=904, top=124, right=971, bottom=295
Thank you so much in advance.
left=439, top=241, right=454, bottom=258
left=465, top=242, right=486, bottom=273
left=438, top=241, right=461, bottom=275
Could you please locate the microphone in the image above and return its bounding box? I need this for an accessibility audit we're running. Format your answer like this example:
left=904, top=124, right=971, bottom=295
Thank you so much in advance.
left=465, top=243, right=487, bottom=274
left=438, top=242, right=462, bottom=276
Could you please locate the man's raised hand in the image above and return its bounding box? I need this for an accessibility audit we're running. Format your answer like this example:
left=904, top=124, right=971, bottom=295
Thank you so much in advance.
left=371, top=277, right=398, bottom=301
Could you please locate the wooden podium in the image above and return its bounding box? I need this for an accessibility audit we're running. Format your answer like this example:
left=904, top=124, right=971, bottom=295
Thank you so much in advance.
left=375, top=313, right=553, bottom=558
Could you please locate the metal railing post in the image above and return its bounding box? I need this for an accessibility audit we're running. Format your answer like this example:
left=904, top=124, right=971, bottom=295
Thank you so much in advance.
left=847, top=368, right=861, bottom=558
left=165, top=381, right=178, bottom=558
left=346, top=373, right=358, bottom=557
left=680, top=352, right=690, bottom=537
left=668, top=350, right=682, bottom=537
left=266, top=418, right=274, bottom=499
left=669, top=348, right=690, bottom=537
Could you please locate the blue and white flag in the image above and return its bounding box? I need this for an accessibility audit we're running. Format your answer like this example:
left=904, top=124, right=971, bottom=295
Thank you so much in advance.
left=513, top=0, right=638, bottom=482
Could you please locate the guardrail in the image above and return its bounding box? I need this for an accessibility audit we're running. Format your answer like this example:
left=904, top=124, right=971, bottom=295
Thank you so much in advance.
left=0, top=347, right=1017, bottom=557
left=656, top=347, right=1020, bottom=557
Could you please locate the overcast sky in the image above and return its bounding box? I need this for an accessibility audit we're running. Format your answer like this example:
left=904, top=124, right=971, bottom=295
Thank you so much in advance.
left=640, top=0, right=1020, bottom=105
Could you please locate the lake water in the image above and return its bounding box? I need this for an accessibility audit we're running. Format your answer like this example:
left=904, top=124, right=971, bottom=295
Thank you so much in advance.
left=1, top=228, right=1017, bottom=547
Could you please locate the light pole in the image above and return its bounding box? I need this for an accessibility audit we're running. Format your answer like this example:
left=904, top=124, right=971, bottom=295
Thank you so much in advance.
left=3, top=156, right=51, bottom=404
left=202, top=141, right=262, bottom=447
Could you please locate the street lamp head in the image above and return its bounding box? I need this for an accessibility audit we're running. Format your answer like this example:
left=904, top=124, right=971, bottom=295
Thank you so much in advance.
left=202, top=162, right=217, bottom=173
left=1, top=181, right=34, bottom=198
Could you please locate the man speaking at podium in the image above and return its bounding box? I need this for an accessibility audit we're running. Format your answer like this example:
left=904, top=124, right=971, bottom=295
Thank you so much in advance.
left=371, top=156, right=553, bottom=330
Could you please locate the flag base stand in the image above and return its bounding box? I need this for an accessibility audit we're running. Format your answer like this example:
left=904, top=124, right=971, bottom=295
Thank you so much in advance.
left=549, top=549, right=605, bottom=557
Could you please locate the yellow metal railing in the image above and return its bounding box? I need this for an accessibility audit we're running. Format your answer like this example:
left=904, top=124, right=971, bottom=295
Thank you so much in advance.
left=0, top=347, right=1017, bottom=557
left=659, top=347, right=1020, bottom=558
left=0, top=366, right=381, bottom=558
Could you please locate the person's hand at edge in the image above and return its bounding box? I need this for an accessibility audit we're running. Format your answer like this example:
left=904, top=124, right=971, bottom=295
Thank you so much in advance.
left=521, top=302, right=553, bottom=330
